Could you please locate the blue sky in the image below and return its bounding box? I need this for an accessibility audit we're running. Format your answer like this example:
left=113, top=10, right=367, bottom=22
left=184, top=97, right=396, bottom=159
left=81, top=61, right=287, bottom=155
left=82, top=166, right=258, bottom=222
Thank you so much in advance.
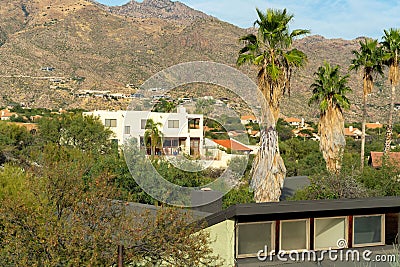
left=96, top=0, right=400, bottom=40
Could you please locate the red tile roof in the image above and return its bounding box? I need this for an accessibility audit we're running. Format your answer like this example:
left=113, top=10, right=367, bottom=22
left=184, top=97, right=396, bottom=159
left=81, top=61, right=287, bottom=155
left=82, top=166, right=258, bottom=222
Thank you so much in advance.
left=0, top=109, right=16, bottom=118
left=284, top=117, right=302, bottom=123
left=344, top=127, right=361, bottom=136
left=366, top=123, right=384, bottom=129
left=369, top=152, right=400, bottom=168
left=212, top=139, right=253, bottom=151
left=240, top=115, right=257, bottom=121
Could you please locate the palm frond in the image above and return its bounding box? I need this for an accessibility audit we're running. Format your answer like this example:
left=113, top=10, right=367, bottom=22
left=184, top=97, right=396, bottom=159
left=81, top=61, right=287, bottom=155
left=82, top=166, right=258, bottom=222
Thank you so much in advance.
left=309, top=62, right=351, bottom=113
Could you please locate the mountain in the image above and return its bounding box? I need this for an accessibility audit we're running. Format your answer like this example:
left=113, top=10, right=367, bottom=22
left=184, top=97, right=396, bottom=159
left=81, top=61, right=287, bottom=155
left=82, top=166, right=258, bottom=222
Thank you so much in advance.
left=0, top=0, right=396, bottom=122
left=91, top=0, right=210, bottom=24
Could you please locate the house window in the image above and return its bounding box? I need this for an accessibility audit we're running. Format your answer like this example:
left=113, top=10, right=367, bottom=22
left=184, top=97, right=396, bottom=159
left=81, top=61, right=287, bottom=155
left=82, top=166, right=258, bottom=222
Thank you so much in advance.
left=314, top=217, right=347, bottom=250
left=236, top=222, right=274, bottom=258
left=105, top=119, right=117, bottom=127
left=280, top=219, right=309, bottom=251
left=353, top=215, right=384, bottom=247
left=163, top=138, right=179, bottom=147
left=139, top=136, right=145, bottom=147
left=188, top=118, right=200, bottom=129
left=124, top=126, right=131, bottom=134
left=168, top=120, right=179, bottom=128
left=141, top=119, right=147, bottom=129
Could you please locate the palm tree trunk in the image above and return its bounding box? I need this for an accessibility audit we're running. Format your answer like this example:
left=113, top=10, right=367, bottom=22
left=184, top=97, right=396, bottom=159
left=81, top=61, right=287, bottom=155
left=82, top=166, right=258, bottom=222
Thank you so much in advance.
left=384, top=83, right=395, bottom=155
left=250, top=126, right=286, bottom=202
left=250, top=99, right=286, bottom=202
left=319, top=106, right=346, bottom=174
left=360, top=94, right=367, bottom=170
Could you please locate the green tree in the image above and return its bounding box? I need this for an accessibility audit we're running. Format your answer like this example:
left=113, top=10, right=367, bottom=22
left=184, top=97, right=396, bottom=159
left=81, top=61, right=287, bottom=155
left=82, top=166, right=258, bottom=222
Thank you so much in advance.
left=291, top=172, right=370, bottom=201
left=0, top=121, right=33, bottom=164
left=280, top=138, right=325, bottom=176
left=0, top=147, right=220, bottom=266
left=121, top=207, right=223, bottom=266
left=153, top=98, right=176, bottom=113
left=309, top=62, right=351, bottom=174
left=237, top=8, right=309, bottom=202
left=37, top=113, right=113, bottom=154
left=359, top=163, right=400, bottom=196
left=381, top=29, right=400, bottom=154
left=144, top=119, right=163, bottom=157
left=276, top=118, right=294, bottom=141
left=350, top=38, right=384, bottom=170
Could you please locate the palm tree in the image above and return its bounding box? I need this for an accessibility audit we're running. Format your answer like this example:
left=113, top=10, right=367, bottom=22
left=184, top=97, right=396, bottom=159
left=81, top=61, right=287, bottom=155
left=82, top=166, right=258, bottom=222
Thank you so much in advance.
left=237, top=8, right=309, bottom=202
left=309, top=62, right=351, bottom=174
left=153, top=98, right=176, bottom=113
left=381, top=29, right=400, bottom=155
left=349, top=39, right=384, bottom=170
left=144, top=119, right=163, bottom=158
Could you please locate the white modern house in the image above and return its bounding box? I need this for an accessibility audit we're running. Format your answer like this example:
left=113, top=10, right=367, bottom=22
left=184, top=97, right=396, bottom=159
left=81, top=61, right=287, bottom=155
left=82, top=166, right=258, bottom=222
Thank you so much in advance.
left=84, top=107, right=204, bottom=156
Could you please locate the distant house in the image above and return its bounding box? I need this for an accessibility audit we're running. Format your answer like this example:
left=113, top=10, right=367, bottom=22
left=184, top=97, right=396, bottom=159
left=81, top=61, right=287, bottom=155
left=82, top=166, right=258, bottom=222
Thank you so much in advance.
left=344, top=126, right=363, bottom=139
left=227, top=130, right=246, bottom=137
left=366, top=122, right=384, bottom=129
left=84, top=106, right=203, bottom=157
left=74, top=90, right=111, bottom=98
left=247, top=129, right=260, bottom=138
left=41, top=66, right=55, bottom=71
left=292, top=127, right=317, bottom=140
left=30, top=115, right=43, bottom=122
left=240, top=115, right=257, bottom=125
left=108, top=93, right=126, bottom=100
left=284, top=117, right=303, bottom=127
left=130, top=93, right=145, bottom=99
left=212, top=139, right=253, bottom=154
left=0, top=109, right=17, bottom=121
left=368, top=151, right=400, bottom=169
left=6, top=122, right=38, bottom=135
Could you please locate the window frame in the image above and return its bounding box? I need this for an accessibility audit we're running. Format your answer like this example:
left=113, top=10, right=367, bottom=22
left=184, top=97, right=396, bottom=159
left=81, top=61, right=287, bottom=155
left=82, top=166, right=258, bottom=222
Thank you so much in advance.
left=279, top=219, right=310, bottom=252
left=236, top=221, right=275, bottom=259
left=105, top=119, right=117, bottom=127
left=352, top=214, right=385, bottom=247
left=141, top=119, right=147, bottom=129
left=124, top=125, right=131, bottom=135
left=314, top=216, right=348, bottom=250
left=168, top=120, right=179, bottom=129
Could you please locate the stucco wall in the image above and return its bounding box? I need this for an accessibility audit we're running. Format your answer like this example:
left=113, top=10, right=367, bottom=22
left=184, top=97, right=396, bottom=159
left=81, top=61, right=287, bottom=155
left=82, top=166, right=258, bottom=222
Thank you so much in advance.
left=205, top=219, right=235, bottom=267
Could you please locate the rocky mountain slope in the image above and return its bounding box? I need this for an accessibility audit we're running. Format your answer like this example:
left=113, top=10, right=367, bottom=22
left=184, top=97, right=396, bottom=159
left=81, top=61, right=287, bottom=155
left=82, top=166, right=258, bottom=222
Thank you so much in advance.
left=0, top=0, right=397, bottom=123
left=92, top=0, right=210, bottom=24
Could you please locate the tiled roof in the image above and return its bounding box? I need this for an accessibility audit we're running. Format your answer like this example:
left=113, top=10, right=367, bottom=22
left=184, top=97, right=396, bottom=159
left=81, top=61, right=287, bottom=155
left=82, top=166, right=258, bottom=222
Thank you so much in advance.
left=0, top=109, right=16, bottom=118
left=366, top=123, right=384, bottom=129
left=344, top=127, right=361, bottom=136
left=369, top=151, right=400, bottom=168
left=240, top=115, right=256, bottom=121
left=212, top=139, right=253, bottom=151
left=284, top=117, right=302, bottom=123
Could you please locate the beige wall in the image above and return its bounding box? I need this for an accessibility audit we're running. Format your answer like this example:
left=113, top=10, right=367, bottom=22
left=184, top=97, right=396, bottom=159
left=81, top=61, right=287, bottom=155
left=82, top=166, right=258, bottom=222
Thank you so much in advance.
left=205, top=219, right=235, bottom=267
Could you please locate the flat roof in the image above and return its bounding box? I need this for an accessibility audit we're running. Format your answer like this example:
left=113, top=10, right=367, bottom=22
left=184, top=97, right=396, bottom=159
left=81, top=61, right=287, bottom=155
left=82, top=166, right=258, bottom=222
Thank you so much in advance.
left=204, top=196, right=400, bottom=227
